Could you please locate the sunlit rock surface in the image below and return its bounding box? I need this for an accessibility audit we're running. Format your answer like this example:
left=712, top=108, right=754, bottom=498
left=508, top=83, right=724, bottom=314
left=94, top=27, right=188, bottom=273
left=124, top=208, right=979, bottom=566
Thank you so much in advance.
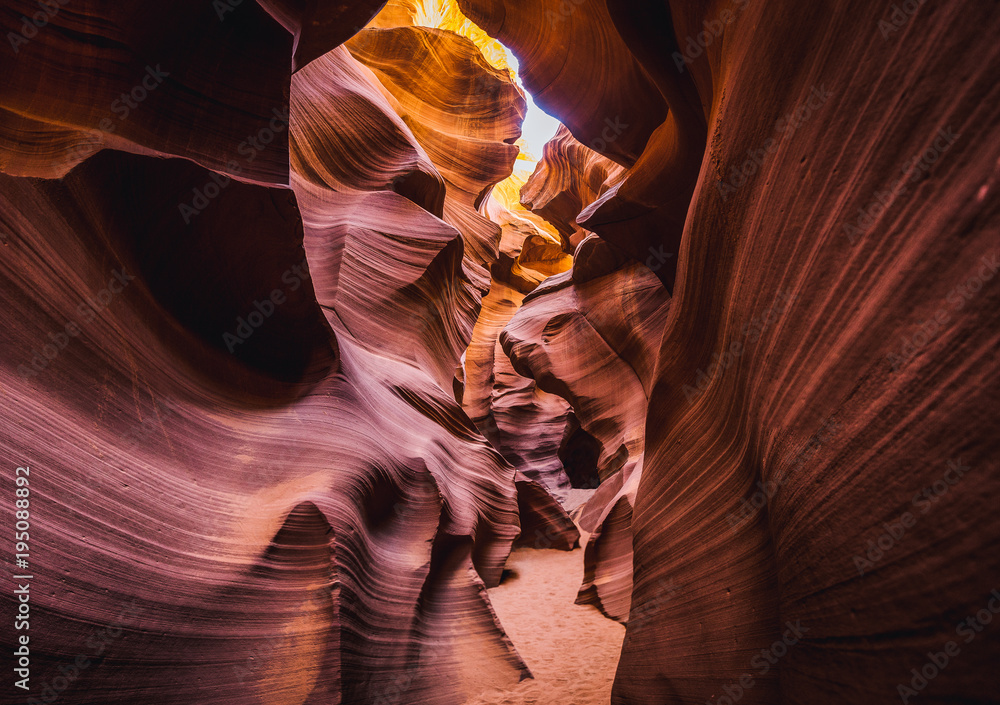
left=519, top=125, right=625, bottom=252
left=480, top=128, right=671, bottom=624
left=501, top=234, right=671, bottom=622
left=456, top=168, right=580, bottom=548
left=457, top=0, right=700, bottom=292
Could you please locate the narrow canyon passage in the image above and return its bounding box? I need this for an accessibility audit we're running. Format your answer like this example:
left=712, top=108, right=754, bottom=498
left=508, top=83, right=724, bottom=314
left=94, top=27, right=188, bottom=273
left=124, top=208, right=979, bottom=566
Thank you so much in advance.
left=467, top=530, right=626, bottom=705
left=1, top=1, right=999, bottom=704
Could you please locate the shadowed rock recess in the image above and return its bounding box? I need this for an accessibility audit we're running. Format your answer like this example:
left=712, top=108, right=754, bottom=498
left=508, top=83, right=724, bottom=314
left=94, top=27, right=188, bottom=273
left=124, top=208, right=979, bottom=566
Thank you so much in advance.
left=1, top=0, right=998, bottom=704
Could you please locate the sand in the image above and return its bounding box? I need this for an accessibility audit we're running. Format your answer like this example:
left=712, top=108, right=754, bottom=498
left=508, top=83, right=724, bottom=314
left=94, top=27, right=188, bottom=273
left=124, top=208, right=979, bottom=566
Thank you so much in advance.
left=464, top=536, right=626, bottom=705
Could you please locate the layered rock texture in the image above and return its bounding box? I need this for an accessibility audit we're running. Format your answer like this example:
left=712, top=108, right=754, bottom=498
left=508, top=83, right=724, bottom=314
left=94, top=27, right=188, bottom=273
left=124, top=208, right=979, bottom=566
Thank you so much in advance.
left=502, top=233, right=671, bottom=622
left=3, top=0, right=999, bottom=704
left=457, top=0, right=1000, bottom=702
left=465, top=126, right=671, bottom=622
left=0, top=2, right=566, bottom=703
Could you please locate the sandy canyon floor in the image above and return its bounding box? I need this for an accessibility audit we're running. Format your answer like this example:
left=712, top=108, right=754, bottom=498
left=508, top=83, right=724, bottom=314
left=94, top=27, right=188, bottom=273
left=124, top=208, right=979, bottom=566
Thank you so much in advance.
left=465, top=533, right=626, bottom=705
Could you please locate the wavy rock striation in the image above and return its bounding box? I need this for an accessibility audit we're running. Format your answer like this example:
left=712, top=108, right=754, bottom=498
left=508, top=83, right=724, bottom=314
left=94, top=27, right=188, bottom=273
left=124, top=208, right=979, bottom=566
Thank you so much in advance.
left=519, top=125, right=625, bottom=252
left=0, top=1, right=295, bottom=183
left=465, top=0, right=1000, bottom=701
left=0, top=4, right=569, bottom=703
left=3, top=0, right=998, bottom=703
left=459, top=127, right=669, bottom=623
left=459, top=172, right=580, bottom=546
left=501, top=233, right=670, bottom=622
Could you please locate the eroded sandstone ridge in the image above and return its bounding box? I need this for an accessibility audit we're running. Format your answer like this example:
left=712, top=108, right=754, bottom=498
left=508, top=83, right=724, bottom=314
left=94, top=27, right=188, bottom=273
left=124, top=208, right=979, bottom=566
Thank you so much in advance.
left=470, top=126, right=671, bottom=622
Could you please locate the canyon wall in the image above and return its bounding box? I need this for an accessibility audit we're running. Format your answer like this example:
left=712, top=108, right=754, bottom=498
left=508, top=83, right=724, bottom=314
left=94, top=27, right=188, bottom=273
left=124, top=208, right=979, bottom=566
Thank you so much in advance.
left=0, top=2, right=570, bottom=702
left=460, top=0, right=1000, bottom=702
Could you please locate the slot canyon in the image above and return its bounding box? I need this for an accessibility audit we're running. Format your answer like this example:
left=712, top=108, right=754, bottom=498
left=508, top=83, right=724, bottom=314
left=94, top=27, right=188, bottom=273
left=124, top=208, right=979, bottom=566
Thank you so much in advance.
left=1, top=0, right=998, bottom=703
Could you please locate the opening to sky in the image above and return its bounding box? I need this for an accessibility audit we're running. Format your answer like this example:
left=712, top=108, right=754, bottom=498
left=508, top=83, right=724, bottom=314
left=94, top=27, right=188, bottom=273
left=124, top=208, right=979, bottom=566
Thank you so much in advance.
left=503, top=49, right=562, bottom=162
